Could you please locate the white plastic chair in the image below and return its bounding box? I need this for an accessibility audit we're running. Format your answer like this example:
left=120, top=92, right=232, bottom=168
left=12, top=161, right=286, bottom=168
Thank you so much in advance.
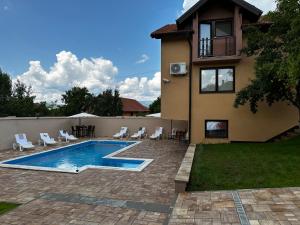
left=40, top=133, right=57, bottom=146
left=14, top=134, right=35, bottom=151
left=150, top=127, right=163, bottom=140
left=131, top=127, right=146, bottom=139
left=59, top=130, right=78, bottom=142
left=113, top=127, right=128, bottom=139
left=169, top=128, right=177, bottom=139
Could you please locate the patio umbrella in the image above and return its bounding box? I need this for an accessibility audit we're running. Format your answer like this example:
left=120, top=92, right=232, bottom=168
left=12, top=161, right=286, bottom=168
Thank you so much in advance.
left=146, top=113, right=161, bottom=118
left=69, top=112, right=99, bottom=125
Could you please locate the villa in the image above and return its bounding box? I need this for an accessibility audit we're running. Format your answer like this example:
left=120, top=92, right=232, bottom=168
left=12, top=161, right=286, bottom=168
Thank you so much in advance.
left=0, top=1, right=300, bottom=225
left=151, top=0, right=299, bottom=144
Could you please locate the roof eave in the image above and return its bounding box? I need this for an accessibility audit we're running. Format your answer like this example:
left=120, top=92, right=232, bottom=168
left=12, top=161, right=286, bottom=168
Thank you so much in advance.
left=151, top=30, right=193, bottom=39
left=176, top=0, right=263, bottom=25
left=176, top=0, right=209, bottom=25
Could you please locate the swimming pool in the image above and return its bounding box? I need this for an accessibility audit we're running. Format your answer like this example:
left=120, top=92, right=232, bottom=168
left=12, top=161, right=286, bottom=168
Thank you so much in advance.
left=0, top=140, right=153, bottom=173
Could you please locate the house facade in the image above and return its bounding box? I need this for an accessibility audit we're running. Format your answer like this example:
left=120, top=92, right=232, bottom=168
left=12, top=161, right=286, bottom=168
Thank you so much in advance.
left=151, top=0, right=298, bottom=144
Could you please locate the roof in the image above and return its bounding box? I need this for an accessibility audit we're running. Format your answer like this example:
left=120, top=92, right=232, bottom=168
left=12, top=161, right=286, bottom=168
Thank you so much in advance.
left=121, top=98, right=149, bottom=113
left=177, top=0, right=263, bottom=25
left=151, top=24, right=193, bottom=39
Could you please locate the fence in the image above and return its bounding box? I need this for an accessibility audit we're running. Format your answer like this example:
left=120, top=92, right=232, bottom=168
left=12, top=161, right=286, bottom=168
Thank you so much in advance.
left=0, top=117, right=188, bottom=151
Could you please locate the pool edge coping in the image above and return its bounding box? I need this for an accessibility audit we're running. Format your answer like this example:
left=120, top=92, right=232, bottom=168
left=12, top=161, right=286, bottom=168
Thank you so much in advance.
left=0, top=140, right=153, bottom=173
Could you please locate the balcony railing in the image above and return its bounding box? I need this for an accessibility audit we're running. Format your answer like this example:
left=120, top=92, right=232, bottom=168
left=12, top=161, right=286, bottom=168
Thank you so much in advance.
left=199, top=37, right=236, bottom=58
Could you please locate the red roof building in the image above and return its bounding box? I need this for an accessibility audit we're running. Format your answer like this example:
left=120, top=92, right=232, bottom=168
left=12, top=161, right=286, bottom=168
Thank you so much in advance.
left=121, top=98, right=149, bottom=116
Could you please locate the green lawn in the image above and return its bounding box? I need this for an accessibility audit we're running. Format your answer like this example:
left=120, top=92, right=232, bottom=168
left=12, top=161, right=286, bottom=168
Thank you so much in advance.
left=0, top=202, right=20, bottom=215
left=187, top=136, right=300, bottom=191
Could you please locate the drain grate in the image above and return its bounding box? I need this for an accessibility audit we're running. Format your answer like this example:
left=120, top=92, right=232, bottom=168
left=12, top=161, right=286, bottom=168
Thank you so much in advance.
left=232, top=191, right=250, bottom=225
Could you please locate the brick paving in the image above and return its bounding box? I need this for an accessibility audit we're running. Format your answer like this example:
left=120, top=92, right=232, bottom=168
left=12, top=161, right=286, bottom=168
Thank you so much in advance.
left=1, top=140, right=300, bottom=225
left=0, top=139, right=187, bottom=225
left=169, top=188, right=300, bottom=225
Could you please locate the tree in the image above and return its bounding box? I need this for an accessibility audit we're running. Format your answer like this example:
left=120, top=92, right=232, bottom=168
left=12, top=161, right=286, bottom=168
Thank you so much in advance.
left=0, top=69, right=12, bottom=116
left=61, top=87, right=93, bottom=116
left=12, top=79, right=33, bottom=99
left=112, top=89, right=123, bottom=116
left=34, top=102, right=50, bottom=117
left=149, top=97, right=161, bottom=113
left=234, top=0, right=300, bottom=125
left=8, top=80, right=36, bottom=117
left=94, top=89, right=122, bottom=116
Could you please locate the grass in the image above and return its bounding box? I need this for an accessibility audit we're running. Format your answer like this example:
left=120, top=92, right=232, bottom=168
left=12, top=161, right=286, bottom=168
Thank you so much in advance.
left=187, top=136, right=300, bottom=191
left=0, top=202, right=20, bottom=215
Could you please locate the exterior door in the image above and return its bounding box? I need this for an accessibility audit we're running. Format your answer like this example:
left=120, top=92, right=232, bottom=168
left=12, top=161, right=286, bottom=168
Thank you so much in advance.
left=199, top=23, right=212, bottom=56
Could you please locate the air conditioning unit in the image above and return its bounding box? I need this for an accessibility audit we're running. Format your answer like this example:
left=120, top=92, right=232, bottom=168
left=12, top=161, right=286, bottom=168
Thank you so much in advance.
left=170, top=63, right=187, bottom=76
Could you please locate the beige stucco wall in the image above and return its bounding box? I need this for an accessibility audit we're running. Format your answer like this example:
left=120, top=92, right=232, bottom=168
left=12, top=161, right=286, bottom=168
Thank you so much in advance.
left=160, top=39, right=299, bottom=144
left=0, top=117, right=188, bottom=151
left=91, top=117, right=187, bottom=138
left=0, top=117, right=75, bottom=151
left=161, top=39, right=190, bottom=121
left=191, top=55, right=298, bottom=143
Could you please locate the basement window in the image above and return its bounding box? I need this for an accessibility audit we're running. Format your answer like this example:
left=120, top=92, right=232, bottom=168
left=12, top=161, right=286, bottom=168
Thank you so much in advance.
left=205, top=120, right=228, bottom=139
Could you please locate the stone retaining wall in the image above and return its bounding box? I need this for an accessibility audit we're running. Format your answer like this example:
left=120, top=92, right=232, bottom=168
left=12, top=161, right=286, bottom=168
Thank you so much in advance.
left=175, top=144, right=196, bottom=193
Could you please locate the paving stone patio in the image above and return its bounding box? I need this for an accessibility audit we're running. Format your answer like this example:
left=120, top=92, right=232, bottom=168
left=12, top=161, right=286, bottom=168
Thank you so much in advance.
left=0, top=139, right=187, bottom=225
left=168, top=188, right=300, bottom=225
left=1, top=140, right=300, bottom=225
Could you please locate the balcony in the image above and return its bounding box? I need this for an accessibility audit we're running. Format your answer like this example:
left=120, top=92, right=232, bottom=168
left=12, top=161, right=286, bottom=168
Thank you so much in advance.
left=199, top=36, right=236, bottom=57
left=194, top=36, right=241, bottom=64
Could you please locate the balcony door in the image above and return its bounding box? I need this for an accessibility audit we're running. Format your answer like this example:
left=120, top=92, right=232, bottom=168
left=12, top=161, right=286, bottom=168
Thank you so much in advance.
left=199, top=23, right=212, bottom=57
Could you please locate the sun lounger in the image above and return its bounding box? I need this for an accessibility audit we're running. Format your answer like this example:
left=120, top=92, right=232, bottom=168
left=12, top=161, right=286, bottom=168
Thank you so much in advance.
left=113, top=127, right=128, bottom=139
left=131, top=127, right=146, bottom=139
left=14, top=133, right=35, bottom=151
left=59, top=130, right=78, bottom=142
left=40, top=133, right=57, bottom=146
left=150, top=127, right=163, bottom=140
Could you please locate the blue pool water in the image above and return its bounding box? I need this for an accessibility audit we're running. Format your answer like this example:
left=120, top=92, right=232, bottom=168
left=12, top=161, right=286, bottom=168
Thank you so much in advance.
left=1, top=141, right=150, bottom=173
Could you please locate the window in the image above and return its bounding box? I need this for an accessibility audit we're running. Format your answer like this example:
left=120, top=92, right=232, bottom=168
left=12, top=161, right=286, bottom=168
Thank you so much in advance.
left=215, top=21, right=232, bottom=37
left=201, top=69, right=216, bottom=92
left=218, top=68, right=234, bottom=92
left=200, top=67, right=235, bottom=93
left=205, top=120, right=228, bottom=138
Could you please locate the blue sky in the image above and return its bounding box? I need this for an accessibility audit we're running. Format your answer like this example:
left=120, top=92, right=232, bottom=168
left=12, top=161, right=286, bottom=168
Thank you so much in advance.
left=0, top=0, right=275, bottom=102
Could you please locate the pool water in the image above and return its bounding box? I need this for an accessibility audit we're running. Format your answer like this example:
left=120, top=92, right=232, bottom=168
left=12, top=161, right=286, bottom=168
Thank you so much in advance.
left=0, top=141, right=152, bottom=173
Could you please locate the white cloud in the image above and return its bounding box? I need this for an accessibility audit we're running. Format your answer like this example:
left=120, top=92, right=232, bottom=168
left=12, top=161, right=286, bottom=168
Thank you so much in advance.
left=182, top=0, right=276, bottom=14
left=182, top=0, right=198, bottom=13
left=118, top=72, right=161, bottom=101
left=16, top=51, right=160, bottom=103
left=136, top=54, right=150, bottom=64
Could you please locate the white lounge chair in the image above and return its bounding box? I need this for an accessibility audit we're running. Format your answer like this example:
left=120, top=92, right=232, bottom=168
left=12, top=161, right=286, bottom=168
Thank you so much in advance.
left=59, top=130, right=78, bottom=142
left=14, top=134, right=35, bottom=151
left=150, top=127, right=163, bottom=140
left=113, top=127, right=128, bottom=139
left=131, top=127, right=146, bottom=139
left=40, top=133, right=57, bottom=146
